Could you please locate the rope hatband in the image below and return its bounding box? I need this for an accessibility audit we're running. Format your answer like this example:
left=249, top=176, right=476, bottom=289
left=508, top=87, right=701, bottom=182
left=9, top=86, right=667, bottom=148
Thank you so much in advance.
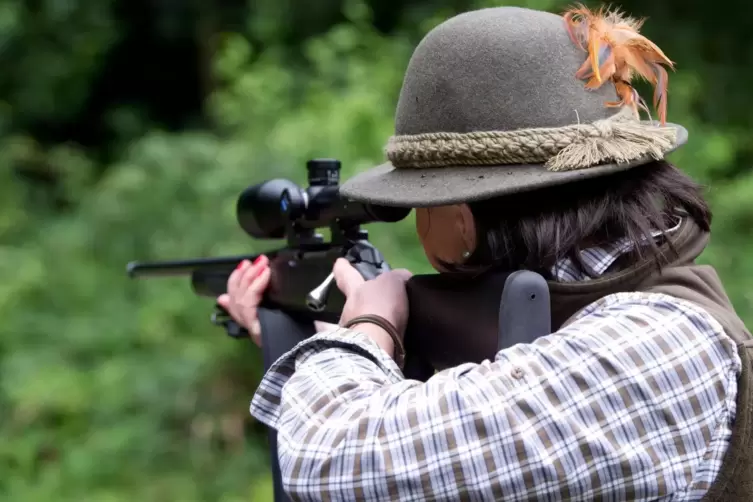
left=386, top=108, right=677, bottom=172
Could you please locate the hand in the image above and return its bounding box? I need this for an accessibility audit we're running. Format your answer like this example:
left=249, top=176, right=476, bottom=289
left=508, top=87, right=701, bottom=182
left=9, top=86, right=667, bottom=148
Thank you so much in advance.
left=217, top=255, right=338, bottom=346
left=217, top=256, right=271, bottom=346
left=333, top=258, right=413, bottom=354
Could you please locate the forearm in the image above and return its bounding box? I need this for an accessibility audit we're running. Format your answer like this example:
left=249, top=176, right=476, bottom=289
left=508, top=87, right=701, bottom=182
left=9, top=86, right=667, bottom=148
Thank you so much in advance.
left=275, top=349, right=515, bottom=500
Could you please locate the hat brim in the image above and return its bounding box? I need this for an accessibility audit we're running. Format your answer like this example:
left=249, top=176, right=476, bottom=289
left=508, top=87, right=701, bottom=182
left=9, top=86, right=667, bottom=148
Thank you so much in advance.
left=340, top=123, right=688, bottom=208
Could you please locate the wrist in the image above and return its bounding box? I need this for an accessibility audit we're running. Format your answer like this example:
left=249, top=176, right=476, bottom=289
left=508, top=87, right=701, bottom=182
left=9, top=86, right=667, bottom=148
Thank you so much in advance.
left=342, top=314, right=405, bottom=369
left=348, top=322, right=395, bottom=355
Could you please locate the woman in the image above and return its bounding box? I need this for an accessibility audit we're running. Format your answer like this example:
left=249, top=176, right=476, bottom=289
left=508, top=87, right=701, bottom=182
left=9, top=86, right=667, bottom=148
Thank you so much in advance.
left=218, top=6, right=750, bottom=502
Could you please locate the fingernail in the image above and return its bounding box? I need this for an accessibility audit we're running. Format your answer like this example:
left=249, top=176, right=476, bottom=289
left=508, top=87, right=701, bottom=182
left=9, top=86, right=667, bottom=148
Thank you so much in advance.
left=253, top=255, right=265, bottom=266
left=235, top=262, right=244, bottom=270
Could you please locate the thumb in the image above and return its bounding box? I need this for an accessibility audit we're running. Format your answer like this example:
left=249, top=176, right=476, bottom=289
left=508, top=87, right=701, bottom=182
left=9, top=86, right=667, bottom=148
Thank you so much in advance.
left=333, top=258, right=365, bottom=297
left=391, top=268, right=414, bottom=282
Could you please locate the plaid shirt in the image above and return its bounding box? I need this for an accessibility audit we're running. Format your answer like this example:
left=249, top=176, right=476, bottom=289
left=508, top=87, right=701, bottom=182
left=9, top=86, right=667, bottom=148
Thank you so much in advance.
left=250, top=234, right=742, bottom=501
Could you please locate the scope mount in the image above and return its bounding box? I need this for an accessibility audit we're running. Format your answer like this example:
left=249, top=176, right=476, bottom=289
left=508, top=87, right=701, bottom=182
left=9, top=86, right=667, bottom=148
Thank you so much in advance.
left=234, top=157, right=409, bottom=252
left=280, top=159, right=369, bottom=249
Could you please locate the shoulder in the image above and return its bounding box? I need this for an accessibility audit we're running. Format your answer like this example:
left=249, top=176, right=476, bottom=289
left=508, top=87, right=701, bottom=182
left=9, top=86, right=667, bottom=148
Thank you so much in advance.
left=560, top=291, right=741, bottom=371
left=489, top=291, right=742, bottom=497
left=571, top=291, right=730, bottom=336
left=496, top=291, right=742, bottom=387
left=498, top=291, right=741, bottom=388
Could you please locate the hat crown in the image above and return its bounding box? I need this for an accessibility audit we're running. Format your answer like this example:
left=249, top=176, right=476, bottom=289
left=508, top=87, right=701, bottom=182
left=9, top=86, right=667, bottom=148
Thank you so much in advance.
left=395, top=7, right=619, bottom=136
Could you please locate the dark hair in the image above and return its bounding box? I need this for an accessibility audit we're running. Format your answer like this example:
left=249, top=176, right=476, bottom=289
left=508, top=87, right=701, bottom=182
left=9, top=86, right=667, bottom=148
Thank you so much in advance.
left=462, top=161, right=711, bottom=278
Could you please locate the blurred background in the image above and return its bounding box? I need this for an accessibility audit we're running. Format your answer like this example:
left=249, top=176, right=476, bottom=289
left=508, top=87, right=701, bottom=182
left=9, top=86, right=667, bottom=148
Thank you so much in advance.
left=1, top=0, right=751, bottom=500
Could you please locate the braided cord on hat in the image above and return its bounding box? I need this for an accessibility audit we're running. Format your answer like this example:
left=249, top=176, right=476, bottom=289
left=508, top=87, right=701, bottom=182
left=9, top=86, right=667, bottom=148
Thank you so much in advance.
left=386, top=107, right=678, bottom=172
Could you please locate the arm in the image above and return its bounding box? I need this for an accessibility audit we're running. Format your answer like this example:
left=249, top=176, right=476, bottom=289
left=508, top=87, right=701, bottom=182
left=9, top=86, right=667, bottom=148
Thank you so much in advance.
left=250, top=292, right=741, bottom=501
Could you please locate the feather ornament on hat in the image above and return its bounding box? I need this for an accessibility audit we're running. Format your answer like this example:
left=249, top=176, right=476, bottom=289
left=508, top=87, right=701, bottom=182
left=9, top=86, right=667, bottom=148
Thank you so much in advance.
left=563, top=4, right=674, bottom=124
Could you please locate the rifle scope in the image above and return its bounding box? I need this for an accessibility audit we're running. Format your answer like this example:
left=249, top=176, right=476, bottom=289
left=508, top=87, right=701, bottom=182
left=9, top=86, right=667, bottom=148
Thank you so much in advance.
left=237, top=159, right=410, bottom=240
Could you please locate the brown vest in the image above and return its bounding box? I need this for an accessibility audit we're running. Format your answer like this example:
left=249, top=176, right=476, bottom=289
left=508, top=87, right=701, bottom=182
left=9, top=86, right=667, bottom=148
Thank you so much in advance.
left=550, top=218, right=753, bottom=500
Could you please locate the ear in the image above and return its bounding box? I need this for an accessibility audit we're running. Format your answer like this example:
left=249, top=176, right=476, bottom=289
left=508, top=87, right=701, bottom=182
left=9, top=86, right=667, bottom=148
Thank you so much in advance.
left=456, top=203, right=477, bottom=257
left=415, top=205, right=477, bottom=271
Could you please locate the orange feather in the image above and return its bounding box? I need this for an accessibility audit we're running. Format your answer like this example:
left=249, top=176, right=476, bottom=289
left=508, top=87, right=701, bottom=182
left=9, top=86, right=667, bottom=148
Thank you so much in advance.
left=562, top=4, right=675, bottom=124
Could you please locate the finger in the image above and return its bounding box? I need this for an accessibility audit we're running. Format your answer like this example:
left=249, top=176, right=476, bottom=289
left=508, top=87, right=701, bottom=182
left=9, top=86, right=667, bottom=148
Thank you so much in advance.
left=333, top=258, right=365, bottom=297
left=216, top=294, right=230, bottom=309
left=250, top=265, right=272, bottom=293
left=239, top=255, right=268, bottom=290
left=248, top=319, right=262, bottom=347
left=227, top=260, right=250, bottom=298
left=237, top=266, right=271, bottom=327
left=245, top=266, right=271, bottom=302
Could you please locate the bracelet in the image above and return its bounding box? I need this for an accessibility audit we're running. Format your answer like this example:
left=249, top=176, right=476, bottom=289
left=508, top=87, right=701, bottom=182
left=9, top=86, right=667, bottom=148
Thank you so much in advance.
left=343, top=314, right=406, bottom=370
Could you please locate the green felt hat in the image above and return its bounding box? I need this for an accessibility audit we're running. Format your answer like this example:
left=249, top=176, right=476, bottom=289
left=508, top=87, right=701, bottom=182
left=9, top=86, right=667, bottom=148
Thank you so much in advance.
left=339, top=6, right=686, bottom=208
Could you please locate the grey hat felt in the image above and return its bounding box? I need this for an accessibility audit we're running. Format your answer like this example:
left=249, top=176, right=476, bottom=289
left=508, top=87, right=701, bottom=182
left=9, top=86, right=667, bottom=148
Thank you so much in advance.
left=340, top=6, right=687, bottom=208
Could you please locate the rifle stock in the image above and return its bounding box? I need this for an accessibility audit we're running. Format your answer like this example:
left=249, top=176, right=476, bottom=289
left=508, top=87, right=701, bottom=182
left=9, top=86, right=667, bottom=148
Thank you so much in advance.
left=127, top=251, right=542, bottom=373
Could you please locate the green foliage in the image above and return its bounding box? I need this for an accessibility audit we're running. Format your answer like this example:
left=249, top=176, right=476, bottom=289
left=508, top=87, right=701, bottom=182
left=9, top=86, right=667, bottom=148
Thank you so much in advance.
left=2, top=0, right=752, bottom=499
left=0, top=0, right=119, bottom=129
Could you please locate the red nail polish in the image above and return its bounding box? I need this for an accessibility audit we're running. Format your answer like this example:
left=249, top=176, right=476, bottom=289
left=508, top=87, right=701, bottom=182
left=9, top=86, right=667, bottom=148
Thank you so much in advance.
left=235, top=262, right=244, bottom=270
left=253, top=255, right=265, bottom=266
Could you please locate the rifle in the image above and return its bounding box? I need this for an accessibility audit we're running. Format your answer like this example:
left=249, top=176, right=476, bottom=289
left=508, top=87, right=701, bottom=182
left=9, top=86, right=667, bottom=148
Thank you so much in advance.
left=126, top=158, right=551, bottom=502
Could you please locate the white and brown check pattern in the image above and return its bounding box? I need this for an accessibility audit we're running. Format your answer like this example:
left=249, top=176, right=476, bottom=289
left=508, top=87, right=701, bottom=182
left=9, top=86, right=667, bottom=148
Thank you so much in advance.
left=250, top=239, right=741, bottom=501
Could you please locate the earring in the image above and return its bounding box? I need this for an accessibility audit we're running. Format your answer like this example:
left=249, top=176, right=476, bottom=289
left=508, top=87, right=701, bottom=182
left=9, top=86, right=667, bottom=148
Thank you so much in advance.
left=462, top=251, right=471, bottom=259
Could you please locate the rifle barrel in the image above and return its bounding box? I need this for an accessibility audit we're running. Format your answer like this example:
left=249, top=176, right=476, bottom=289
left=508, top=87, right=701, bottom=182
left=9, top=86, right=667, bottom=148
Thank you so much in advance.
left=126, top=255, right=256, bottom=278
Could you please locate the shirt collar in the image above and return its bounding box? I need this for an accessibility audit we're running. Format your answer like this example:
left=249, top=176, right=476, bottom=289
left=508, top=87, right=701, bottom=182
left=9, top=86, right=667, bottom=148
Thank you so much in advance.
left=551, top=215, right=683, bottom=282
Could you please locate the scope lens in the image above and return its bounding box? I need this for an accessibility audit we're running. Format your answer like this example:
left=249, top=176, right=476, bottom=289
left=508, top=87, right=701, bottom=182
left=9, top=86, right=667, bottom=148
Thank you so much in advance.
left=236, top=179, right=302, bottom=239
